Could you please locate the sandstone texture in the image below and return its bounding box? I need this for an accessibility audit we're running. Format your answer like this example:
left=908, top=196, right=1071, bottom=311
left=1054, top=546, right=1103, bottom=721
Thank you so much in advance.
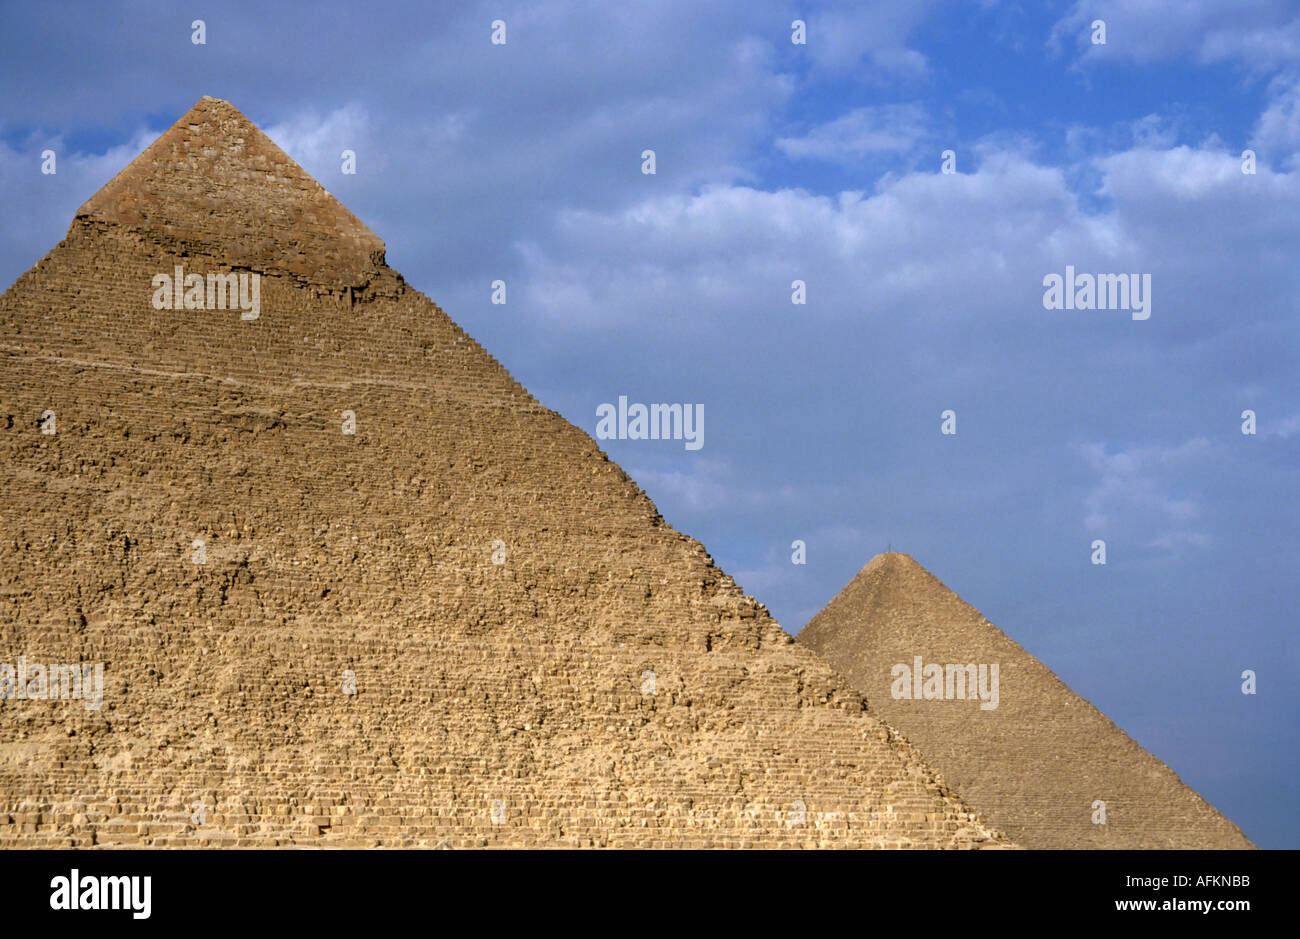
left=798, top=553, right=1253, bottom=849
left=0, top=98, right=1009, bottom=848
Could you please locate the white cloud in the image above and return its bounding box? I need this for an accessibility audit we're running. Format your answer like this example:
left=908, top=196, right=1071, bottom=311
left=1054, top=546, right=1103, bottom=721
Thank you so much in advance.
left=802, top=2, right=938, bottom=78
left=1268, top=412, right=1300, bottom=438
left=515, top=150, right=1122, bottom=331
left=1098, top=145, right=1253, bottom=198
left=626, top=459, right=737, bottom=511
left=1052, top=0, right=1300, bottom=68
left=1079, top=438, right=1213, bottom=551
left=263, top=105, right=376, bottom=176
left=776, top=104, right=929, bottom=162
left=1253, top=72, right=1300, bottom=163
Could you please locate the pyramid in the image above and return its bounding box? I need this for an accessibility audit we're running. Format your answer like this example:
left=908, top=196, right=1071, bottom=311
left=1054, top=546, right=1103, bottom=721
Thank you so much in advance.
left=798, top=553, right=1253, bottom=848
left=0, top=98, right=1009, bottom=847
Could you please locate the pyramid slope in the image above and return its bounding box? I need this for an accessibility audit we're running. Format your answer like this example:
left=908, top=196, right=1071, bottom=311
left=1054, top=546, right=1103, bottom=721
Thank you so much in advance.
left=798, top=553, right=1253, bottom=849
left=0, top=100, right=1008, bottom=847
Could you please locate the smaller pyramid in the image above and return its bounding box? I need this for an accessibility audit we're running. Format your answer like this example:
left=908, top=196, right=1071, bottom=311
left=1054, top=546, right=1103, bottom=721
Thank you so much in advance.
left=798, top=553, right=1253, bottom=849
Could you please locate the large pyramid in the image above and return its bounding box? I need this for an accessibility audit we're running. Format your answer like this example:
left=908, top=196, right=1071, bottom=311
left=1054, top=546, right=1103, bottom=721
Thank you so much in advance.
left=0, top=97, right=1009, bottom=847
left=798, top=553, right=1253, bottom=849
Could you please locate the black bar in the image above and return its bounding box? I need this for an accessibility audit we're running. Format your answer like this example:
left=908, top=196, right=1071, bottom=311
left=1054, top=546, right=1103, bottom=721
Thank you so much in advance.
left=0, top=847, right=1285, bottom=927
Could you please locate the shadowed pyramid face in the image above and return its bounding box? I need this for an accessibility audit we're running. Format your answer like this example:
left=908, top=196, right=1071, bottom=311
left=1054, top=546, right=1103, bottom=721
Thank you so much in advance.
left=798, top=553, right=1254, bottom=849
left=0, top=98, right=1009, bottom=848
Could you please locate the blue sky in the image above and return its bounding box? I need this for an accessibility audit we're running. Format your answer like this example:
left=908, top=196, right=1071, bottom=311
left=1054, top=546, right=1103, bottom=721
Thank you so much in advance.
left=1, top=0, right=1296, bottom=847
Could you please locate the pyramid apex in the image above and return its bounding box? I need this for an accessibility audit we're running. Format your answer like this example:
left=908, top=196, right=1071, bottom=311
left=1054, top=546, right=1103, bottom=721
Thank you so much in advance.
left=867, top=550, right=918, bottom=564
left=188, top=95, right=245, bottom=117
left=861, top=551, right=927, bottom=576
left=74, top=96, right=384, bottom=287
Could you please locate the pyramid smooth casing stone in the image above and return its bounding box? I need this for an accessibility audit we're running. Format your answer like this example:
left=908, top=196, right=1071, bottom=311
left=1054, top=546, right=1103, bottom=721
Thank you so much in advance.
left=798, top=552, right=1254, bottom=849
left=76, top=96, right=384, bottom=289
left=0, top=98, right=1011, bottom=848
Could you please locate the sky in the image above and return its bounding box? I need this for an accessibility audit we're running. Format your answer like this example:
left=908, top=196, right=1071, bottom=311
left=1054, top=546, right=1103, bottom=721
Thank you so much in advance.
left=0, top=0, right=1296, bottom=847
